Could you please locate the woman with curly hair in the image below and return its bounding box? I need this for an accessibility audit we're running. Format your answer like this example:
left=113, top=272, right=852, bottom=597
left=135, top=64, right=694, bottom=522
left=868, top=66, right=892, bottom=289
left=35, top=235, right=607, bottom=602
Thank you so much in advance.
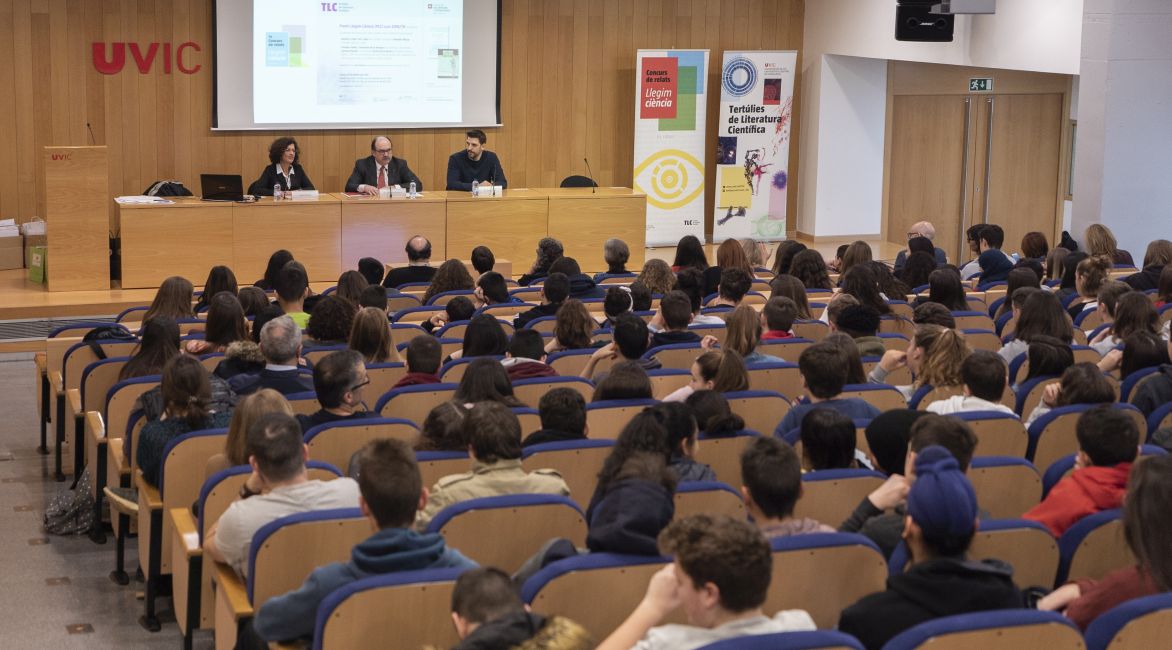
left=546, top=299, right=599, bottom=352
left=305, top=295, right=357, bottom=345
left=870, top=324, right=970, bottom=400
left=635, top=259, right=676, bottom=296
left=423, top=258, right=475, bottom=304
left=249, top=136, right=315, bottom=196
left=519, top=237, right=564, bottom=286
left=789, top=249, right=833, bottom=291
left=1085, top=223, right=1134, bottom=266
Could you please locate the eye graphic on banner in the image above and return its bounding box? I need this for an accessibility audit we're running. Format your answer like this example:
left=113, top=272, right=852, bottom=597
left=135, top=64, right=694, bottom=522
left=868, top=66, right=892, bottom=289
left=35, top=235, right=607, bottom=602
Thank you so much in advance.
left=633, top=149, right=705, bottom=211
left=721, top=57, right=757, bottom=98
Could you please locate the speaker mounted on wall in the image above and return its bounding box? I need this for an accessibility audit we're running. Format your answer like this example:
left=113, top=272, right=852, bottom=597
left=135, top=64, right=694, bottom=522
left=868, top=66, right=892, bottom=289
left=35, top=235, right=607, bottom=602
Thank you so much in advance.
left=895, top=1, right=956, bottom=42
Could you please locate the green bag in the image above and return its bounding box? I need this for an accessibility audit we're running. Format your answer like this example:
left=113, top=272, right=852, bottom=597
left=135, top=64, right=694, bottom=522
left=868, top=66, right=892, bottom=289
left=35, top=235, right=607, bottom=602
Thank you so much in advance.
left=28, top=245, right=46, bottom=283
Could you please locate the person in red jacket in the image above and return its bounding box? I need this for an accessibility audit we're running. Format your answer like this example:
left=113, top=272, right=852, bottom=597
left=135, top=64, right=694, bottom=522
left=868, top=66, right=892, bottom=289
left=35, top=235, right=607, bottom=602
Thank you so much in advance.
left=1023, top=406, right=1139, bottom=537
left=501, top=329, right=558, bottom=381
left=1038, top=454, right=1172, bottom=629
left=391, top=336, right=443, bottom=389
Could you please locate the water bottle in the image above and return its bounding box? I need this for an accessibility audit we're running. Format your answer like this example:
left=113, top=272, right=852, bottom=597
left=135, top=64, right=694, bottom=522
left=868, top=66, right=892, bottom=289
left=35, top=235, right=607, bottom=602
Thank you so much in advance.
left=273, top=184, right=283, bottom=201
left=408, top=181, right=417, bottom=198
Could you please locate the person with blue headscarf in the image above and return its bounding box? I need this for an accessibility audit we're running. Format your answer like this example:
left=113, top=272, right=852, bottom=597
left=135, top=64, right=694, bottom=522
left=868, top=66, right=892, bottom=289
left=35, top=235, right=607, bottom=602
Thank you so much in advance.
left=837, top=445, right=1025, bottom=649
left=977, top=248, right=1015, bottom=286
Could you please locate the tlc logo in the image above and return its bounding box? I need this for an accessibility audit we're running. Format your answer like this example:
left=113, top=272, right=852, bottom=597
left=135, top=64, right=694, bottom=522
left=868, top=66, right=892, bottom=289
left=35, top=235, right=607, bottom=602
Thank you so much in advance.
left=51, top=154, right=72, bottom=161
left=321, top=2, right=338, bottom=9
left=92, top=42, right=201, bottom=75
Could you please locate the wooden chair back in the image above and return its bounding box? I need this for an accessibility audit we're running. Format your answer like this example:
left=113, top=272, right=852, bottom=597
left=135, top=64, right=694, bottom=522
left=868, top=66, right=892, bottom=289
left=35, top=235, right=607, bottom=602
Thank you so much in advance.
left=726, top=391, right=790, bottom=438
left=305, top=419, right=421, bottom=471
left=549, top=350, right=607, bottom=377
left=838, top=384, right=907, bottom=411
left=377, top=384, right=458, bottom=426
left=963, top=329, right=1003, bottom=352
left=747, top=363, right=804, bottom=401
left=428, top=496, right=587, bottom=573
left=766, top=535, right=888, bottom=628
left=793, top=471, right=886, bottom=527
left=522, top=441, right=613, bottom=508
left=585, top=400, right=657, bottom=440
left=693, top=433, right=758, bottom=494
left=968, top=522, right=1060, bottom=590
left=968, top=459, right=1042, bottom=519
left=512, top=377, right=595, bottom=407
left=1065, top=515, right=1134, bottom=585
left=647, top=370, right=691, bottom=400
left=250, top=511, right=370, bottom=609
left=756, top=338, right=813, bottom=364
left=791, top=320, right=829, bottom=341
left=960, top=413, right=1029, bottom=457
left=673, top=482, right=746, bottom=520
left=315, top=572, right=460, bottom=650
left=365, top=363, right=407, bottom=400
left=650, top=344, right=704, bottom=370
left=416, top=452, right=470, bottom=490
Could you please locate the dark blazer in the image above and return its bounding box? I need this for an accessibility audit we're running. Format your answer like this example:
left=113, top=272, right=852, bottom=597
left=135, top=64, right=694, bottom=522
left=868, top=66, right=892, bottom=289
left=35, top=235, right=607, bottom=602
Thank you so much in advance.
left=229, top=368, right=314, bottom=397
left=345, top=156, right=423, bottom=192
left=249, top=163, right=315, bottom=196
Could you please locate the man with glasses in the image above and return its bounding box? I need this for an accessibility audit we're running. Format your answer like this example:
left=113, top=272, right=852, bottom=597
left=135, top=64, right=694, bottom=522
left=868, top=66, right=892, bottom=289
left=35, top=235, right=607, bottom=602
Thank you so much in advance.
left=296, top=350, right=373, bottom=432
left=893, top=221, right=948, bottom=273
left=345, top=136, right=424, bottom=195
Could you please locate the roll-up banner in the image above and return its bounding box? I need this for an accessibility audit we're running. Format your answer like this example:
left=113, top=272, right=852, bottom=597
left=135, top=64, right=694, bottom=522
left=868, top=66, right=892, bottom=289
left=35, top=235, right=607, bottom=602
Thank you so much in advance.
left=633, top=49, right=710, bottom=246
left=712, top=51, right=798, bottom=242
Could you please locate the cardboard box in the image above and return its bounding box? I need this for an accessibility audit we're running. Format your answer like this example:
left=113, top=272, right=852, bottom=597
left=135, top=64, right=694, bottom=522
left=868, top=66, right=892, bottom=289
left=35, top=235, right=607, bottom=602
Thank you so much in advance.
left=24, top=234, right=46, bottom=268
left=0, top=235, right=23, bottom=270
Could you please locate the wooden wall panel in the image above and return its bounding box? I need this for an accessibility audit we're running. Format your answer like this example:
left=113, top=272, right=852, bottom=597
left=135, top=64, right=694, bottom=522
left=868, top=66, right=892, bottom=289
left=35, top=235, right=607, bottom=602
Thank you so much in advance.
left=0, top=0, right=803, bottom=241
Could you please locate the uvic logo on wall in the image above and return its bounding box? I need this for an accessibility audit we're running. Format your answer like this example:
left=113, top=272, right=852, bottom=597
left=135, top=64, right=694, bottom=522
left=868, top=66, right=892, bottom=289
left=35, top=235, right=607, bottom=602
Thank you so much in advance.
left=92, top=42, right=201, bottom=75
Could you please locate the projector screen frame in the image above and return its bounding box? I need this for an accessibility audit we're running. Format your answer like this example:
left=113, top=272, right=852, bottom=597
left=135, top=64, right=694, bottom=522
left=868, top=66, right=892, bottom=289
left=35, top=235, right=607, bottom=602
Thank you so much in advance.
left=210, top=0, right=503, bottom=131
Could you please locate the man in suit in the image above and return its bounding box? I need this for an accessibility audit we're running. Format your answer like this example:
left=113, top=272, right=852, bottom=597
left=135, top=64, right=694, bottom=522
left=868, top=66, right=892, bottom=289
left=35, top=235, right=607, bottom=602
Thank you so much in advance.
left=446, top=129, right=508, bottom=191
left=382, top=236, right=437, bottom=288
left=345, top=136, right=423, bottom=195
left=228, top=315, right=314, bottom=396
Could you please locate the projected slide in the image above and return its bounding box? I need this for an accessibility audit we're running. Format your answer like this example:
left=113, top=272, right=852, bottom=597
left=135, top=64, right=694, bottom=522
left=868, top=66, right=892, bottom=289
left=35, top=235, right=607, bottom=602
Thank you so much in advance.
left=253, top=0, right=464, bottom=124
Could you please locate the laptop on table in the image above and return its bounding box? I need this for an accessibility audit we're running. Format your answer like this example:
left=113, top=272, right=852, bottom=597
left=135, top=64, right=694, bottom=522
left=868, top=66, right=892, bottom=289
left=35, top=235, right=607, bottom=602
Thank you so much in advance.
left=200, top=174, right=246, bottom=202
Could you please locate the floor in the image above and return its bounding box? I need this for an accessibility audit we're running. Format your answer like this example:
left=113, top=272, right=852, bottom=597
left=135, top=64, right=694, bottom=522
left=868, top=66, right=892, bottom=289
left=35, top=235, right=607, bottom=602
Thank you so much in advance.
left=0, top=354, right=206, bottom=649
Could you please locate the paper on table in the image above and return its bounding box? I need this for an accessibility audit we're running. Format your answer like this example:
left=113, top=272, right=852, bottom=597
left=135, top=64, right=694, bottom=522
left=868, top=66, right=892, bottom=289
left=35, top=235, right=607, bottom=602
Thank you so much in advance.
left=115, top=195, right=174, bottom=204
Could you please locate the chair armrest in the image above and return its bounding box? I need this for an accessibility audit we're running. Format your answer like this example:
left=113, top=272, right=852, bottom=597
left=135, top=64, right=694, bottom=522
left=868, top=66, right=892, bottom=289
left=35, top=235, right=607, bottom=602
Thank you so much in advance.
left=66, top=388, right=82, bottom=419
left=169, top=508, right=202, bottom=558
left=85, top=411, right=105, bottom=442
left=136, top=470, right=162, bottom=509
left=50, top=370, right=64, bottom=395
left=109, top=439, right=126, bottom=476
left=213, top=562, right=254, bottom=620
left=35, top=353, right=46, bottom=376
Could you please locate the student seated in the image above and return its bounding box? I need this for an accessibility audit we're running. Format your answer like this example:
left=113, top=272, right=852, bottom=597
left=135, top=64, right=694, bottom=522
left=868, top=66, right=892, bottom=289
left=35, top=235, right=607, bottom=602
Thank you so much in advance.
left=663, top=349, right=749, bottom=403
left=761, top=296, right=797, bottom=340
left=204, top=413, right=361, bottom=578
left=587, top=450, right=678, bottom=556
left=869, top=324, right=970, bottom=401
left=591, top=361, right=654, bottom=402
left=707, top=267, right=753, bottom=309
left=1130, top=332, right=1172, bottom=419
left=274, top=260, right=311, bottom=329
left=472, top=271, right=514, bottom=309
left=471, top=245, right=496, bottom=276
left=514, top=272, right=570, bottom=329
left=596, top=514, right=815, bottom=650
left=296, top=350, right=373, bottom=431
left=649, top=290, right=701, bottom=348
left=838, top=446, right=1024, bottom=650
left=549, top=256, right=605, bottom=300
left=228, top=315, right=315, bottom=396
left=250, top=439, right=476, bottom=645
left=581, top=313, right=662, bottom=380
left=833, top=303, right=885, bottom=357
left=863, top=410, right=929, bottom=477
left=502, top=329, right=558, bottom=381
left=1038, top=455, right=1172, bottom=629
left=391, top=335, right=444, bottom=389
left=544, top=299, right=602, bottom=353
left=382, top=236, right=438, bottom=288
left=600, top=285, right=635, bottom=329
left=775, top=342, right=882, bottom=436
left=740, top=437, right=833, bottom=538
left=656, top=402, right=716, bottom=482
left=673, top=268, right=725, bottom=326
left=424, top=295, right=476, bottom=334
left=839, top=414, right=977, bottom=558
left=357, top=284, right=388, bottom=313
left=799, top=408, right=864, bottom=471
left=1023, top=362, right=1116, bottom=427
left=722, top=304, right=782, bottom=365
left=416, top=402, right=570, bottom=529
left=685, top=390, right=746, bottom=438
left=523, top=387, right=588, bottom=447
left=448, top=567, right=592, bottom=650
left=1023, top=405, right=1139, bottom=537
left=357, top=256, right=384, bottom=287
left=926, top=350, right=1015, bottom=416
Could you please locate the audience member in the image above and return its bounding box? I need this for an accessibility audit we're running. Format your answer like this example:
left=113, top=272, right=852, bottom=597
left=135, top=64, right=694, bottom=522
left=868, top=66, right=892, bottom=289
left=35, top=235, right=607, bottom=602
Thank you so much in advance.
left=870, top=261, right=912, bottom=303
left=833, top=304, right=885, bottom=357
left=348, top=307, right=398, bottom=363
left=1023, top=406, right=1139, bottom=536
left=391, top=336, right=443, bottom=389
left=629, top=280, right=653, bottom=312
left=335, top=270, right=369, bottom=305
left=672, top=267, right=725, bottom=325
left=1104, top=330, right=1170, bottom=380
left=204, top=413, right=361, bottom=578
left=789, top=249, right=834, bottom=291
left=416, top=402, right=569, bottom=529
left=870, top=324, right=969, bottom=400
left=671, top=235, right=709, bottom=273
left=1122, top=239, right=1172, bottom=291
left=741, top=237, right=770, bottom=270
left=453, top=358, right=524, bottom=407
left=187, top=292, right=250, bottom=356
left=664, top=349, right=749, bottom=403
left=685, top=390, right=746, bottom=438
left=585, top=449, right=677, bottom=557
left=1024, top=362, right=1116, bottom=427
left=1085, top=223, right=1134, bottom=266
left=600, top=285, right=634, bottom=328
left=800, top=408, right=861, bottom=471
left=357, top=256, right=385, bottom=287
left=1021, top=231, right=1050, bottom=264
left=635, top=259, right=677, bottom=296
left=597, top=514, right=815, bottom=650
left=519, top=237, right=564, bottom=286
left=447, top=567, right=591, bottom=650
left=776, top=342, right=882, bottom=435
left=470, top=245, right=496, bottom=275
left=768, top=275, right=813, bottom=320
left=237, top=286, right=270, bottom=318
left=653, top=402, right=715, bottom=482
left=425, top=295, right=476, bottom=334
left=838, top=241, right=873, bottom=277
left=416, top=401, right=471, bottom=452
left=704, top=239, right=755, bottom=296
left=926, top=351, right=1014, bottom=415
left=1022, top=335, right=1076, bottom=385
left=918, top=268, right=968, bottom=312
left=998, top=290, right=1074, bottom=363
left=581, top=313, right=661, bottom=379
left=143, top=275, right=195, bottom=323
left=296, top=350, right=373, bottom=431
left=649, top=291, right=699, bottom=348
left=455, top=314, right=509, bottom=360
left=545, top=299, right=598, bottom=352
left=382, top=236, right=437, bottom=288
left=206, top=389, right=292, bottom=480
left=1090, top=289, right=1155, bottom=356
left=993, top=268, right=1043, bottom=321
left=549, top=256, right=605, bottom=300
left=228, top=315, right=314, bottom=396
left=275, top=261, right=311, bottom=328
left=960, top=224, right=1014, bottom=279
left=523, top=388, right=587, bottom=447
left=836, top=265, right=892, bottom=318
left=978, top=248, right=1015, bottom=286
left=472, top=271, right=512, bottom=309
left=120, top=317, right=181, bottom=380
left=1067, top=255, right=1113, bottom=318
left=1046, top=246, right=1070, bottom=283
left=772, top=240, right=809, bottom=276
left=825, top=332, right=868, bottom=385
left=251, top=439, right=476, bottom=645
left=502, top=329, right=558, bottom=380
left=514, top=272, right=570, bottom=329
left=304, top=295, right=356, bottom=345
left=838, top=446, right=1023, bottom=649
left=899, top=251, right=938, bottom=292
left=723, top=304, right=782, bottom=364
left=592, top=361, right=654, bottom=402
left=762, top=296, right=798, bottom=339
left=894, top=222, right=948, bottom=272
left=741, top=437, right=833, bottom=538
left=911, top=302, right=956, bottom=329
left=423, top=258, right=475, bottom=304
left=863, top=410, right=928, bottom=476
left=194, top=265, right=238, bottom=312
left=255, top=249, right=294, bottom=291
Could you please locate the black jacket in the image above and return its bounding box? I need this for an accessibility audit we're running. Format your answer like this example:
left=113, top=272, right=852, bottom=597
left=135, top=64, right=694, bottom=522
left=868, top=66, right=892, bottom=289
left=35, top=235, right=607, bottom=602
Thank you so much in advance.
left=1123, top=265, right=1164, bottom=291
left=566, top=273, right=606, bottom=300
left=345, top=155, right=423, bottom=193
left=453, top=611, right=547, bottom=650
left=382, top=264, right=437, bottom=289
left=250, top=163, right=315, bottom=196
left=229, top=368, right=314, bottom=397
left=838, top=558, right=1024, bottom=650
left=514, top=302, right=561, bottom=330
left=839, top=498, right=906, bottom=559
left=585, top=478, right=674, bottom=555
left=650, top=329, right=701, bottom=349
left=522, top=429, right=586, bottom=447
left=1132, top=364, right=1172, bottom=418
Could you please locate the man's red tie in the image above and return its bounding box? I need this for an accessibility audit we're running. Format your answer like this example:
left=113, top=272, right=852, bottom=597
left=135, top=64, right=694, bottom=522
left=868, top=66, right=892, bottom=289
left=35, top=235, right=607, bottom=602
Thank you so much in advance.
left=377, top=167, right=387, bottom=189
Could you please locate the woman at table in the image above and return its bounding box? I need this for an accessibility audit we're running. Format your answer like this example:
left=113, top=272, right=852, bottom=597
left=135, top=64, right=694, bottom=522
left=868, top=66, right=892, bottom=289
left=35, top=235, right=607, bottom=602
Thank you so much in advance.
left=249, top=137, right=315, bottom=196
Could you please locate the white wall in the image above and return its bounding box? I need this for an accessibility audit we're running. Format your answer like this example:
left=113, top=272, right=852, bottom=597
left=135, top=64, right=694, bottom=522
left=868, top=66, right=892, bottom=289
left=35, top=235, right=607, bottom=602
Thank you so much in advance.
left=798, top=0, right=1084, bottom=239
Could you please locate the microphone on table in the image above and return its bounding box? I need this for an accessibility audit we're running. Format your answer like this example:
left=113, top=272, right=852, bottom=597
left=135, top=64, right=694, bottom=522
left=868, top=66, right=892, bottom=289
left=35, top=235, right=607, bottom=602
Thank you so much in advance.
left=86, top=122, right=96, bottom=145
left=584, top=158, right=596, bottom=194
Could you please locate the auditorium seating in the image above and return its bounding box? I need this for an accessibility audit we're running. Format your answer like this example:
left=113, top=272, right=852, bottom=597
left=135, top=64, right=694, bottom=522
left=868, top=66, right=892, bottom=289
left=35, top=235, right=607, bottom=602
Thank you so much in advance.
left=647, top=342, right=704, bottom=369
left=1083, top=592, right=1172, bottom=650
left=968, top=456, right=1042, bottom=518
left=953, top=412, right=1030, bottom=457
left=698, top=630, right=865, bottom=650
left=512, top=376, right=594, bottom=405
left=585, top=398, right=658, bottom=439
left=768, top=533, right=888, bottom=628
left=757, top=337, right=814, bottom=363
left=839, top=383, right=908, bottom=410
left=646, top=368, right=691, bottom=399
left=725, top=390, right=790, bottom=436
left=1056, top=509, right=1132, bottom=586
left=1027, top=403, right=1146, bottom=471
left=969, top=519, right=1061, bottom=589
left=304, top=418, right=420, bottom=470
left=522, top=440, right=614, bottom=508
left=881, top=610, right=1084, bottom=650
left=438, top=355, right=504, bottom=382
left=793, top=469, right=886, bottom=527
left=375, top=383, right=458, bottom=425
left=511, top=407, right=542, bottom=434
left=311, top=568, right=465, bottom=649
left=747, top=361, right=804, bottom=400
left=673, top=481, right=746, bottom=520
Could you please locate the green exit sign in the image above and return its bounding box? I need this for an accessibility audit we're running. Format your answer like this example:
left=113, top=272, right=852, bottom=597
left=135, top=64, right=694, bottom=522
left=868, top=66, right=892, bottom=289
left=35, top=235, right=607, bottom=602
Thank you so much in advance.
left=970, top=78, right=994, bottom=92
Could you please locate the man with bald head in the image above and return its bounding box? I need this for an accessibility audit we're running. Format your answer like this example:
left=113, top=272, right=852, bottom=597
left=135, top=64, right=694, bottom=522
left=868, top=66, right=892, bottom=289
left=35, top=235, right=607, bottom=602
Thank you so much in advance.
left=382, top=236, right=437, bottom=288
left=894, top=221, right=948, bottom=273
left=346, top=136, right=423, bottom=195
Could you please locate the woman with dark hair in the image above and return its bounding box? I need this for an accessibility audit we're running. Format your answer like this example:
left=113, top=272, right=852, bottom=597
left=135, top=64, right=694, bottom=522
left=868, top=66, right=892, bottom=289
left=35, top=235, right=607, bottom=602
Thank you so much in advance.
left=824, top=332, right=868, bottom=384
left=335, top=270, right=369, bottom=305
left=1101, top=330, right=1171, bottom=379
left=415, top=401, right=471, bottom=452
left=457, top=314, right=508, bottom=359
left=545, top=299, right=598, bottom=352
left=839, top=241, right=873, bottom=277
left=650, top=402, right=716, bottom=482
left=1024, top=362, right=1115, bottom=426
left=423, top=259, right=474, bottom=304
left=685, top=390, right=746, bottom=438
left=663, top=349, right=750, bottom=402
left=349, top=306, right=400, bottom=363
left=120, top=317, right=180, bottom=380
left=143, top=276, right=195, bottom=323
left=723, top=304, right=782, bottom=365
left=1021, top=232, right=1050, bottom=262
left=870, top=261, right=911, bottom=300
left=993, top=268, right=1043, bottom=320
left=592, top=361, right=654, bottom=402
left=1090, top=290, right=1157, bottom=356
left=185, top=292, right=249, bottom=355
left=837, top=265, right=892, bottom=317
left=770, top=240, right=808, bottom=276
left=134, top=355, right=232, bottom=488
left=1055, top=251, right=1089, bottom=304
left=800, top=408, right=860, bottom=471
left=305, top=295, right=357, bottom=345
left=1123, top=239, right=1172, bottom=291
left=1045, top=247, right=1070, bottom=283
left=998, top=291, right=1074, bottom=363
left=1159, top=265, right=1172, bottom=308
left=255, top=250, right=294, bottom=290
left=769, top=274, right=813, bottom=320
left=250, top=137, right=315, bottom=196
left=1067, top=255, right=1113, bottom=318
left=1023, top=335, right=1076, bottom=384
left=452, top=357, right=523, bottom=407
left=519, top=237, right=564, bottom=286
left=237, top=286, right=269, bottom=317
left=899, top=252, right=938, bottom=292
left=1040, top=455, right=1172, bottom=628
left=194, top=266, right=238, bottom=312
left=790, top=249, right=834, bottom=291
left=671, top=235, right=709, bottom=272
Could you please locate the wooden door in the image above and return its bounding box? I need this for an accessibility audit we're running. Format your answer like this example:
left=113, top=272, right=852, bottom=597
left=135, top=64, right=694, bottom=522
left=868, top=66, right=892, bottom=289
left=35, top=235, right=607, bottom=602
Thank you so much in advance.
left=971, top=94, right=1065, bottom=257
left=887, top=95, right=972, bottom=263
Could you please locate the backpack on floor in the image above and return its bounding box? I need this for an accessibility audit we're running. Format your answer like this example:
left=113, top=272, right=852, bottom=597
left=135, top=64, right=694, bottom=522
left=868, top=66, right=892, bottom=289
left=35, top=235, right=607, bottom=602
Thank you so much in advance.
left=43, top=467, right=96, bottom=536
